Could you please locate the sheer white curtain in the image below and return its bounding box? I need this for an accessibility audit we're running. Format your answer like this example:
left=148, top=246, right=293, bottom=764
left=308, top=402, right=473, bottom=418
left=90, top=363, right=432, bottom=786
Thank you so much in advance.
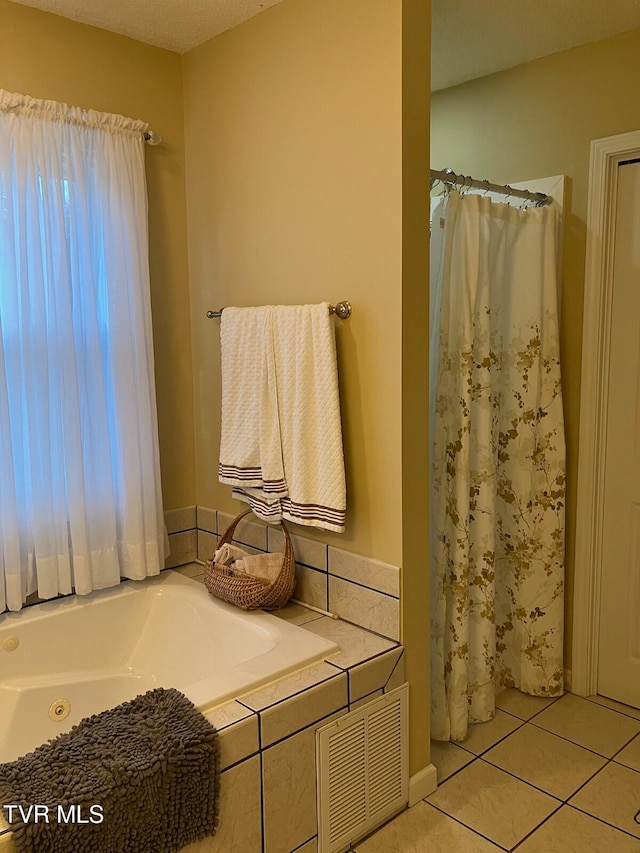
left=0, top=90, right=166, bottom=612
left=430, top=191, right=565, bottom=742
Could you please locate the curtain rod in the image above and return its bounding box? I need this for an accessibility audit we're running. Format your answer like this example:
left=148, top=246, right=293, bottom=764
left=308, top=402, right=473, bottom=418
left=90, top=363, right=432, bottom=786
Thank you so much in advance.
left=430, top=168, right=551, bottom=206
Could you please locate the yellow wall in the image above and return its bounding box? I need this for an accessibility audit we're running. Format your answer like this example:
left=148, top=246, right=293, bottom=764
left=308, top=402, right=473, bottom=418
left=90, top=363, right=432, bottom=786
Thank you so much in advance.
left=183, top=0, right=431, bottom=771
left=0, top=0, right=195, bottom=509
left=182, top=0, right=404, bottom=565
left=431, top=27, right=640, bottom=668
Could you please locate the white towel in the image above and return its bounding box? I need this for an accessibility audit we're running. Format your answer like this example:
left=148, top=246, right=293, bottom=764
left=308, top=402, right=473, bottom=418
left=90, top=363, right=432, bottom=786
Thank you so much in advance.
left=219, top=303, right=346, bottom=532
left=213, top=543, right=249, bottom=565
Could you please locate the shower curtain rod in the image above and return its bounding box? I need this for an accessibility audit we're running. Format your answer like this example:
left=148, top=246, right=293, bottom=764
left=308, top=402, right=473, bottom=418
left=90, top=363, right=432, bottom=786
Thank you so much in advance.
left=430, top=168, right=551, bottom=205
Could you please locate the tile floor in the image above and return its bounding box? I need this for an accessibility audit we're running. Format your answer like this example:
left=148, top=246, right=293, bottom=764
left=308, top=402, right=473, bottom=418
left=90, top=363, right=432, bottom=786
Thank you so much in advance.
left=353, top=691, right=640, bottom=852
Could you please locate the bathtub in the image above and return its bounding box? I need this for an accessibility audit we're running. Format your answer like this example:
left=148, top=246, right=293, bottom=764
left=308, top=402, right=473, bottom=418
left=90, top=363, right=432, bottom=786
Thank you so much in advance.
left=0, top=570, right=338, bottom=764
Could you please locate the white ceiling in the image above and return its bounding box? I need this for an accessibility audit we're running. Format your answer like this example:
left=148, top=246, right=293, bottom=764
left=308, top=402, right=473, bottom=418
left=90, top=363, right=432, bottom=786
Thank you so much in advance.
left=8, top=0, right=640, bottom=88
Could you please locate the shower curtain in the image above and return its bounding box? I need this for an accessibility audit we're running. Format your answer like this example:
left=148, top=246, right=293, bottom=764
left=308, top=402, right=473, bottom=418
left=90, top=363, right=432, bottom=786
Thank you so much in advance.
left=430, top=190, right=565, bottom=742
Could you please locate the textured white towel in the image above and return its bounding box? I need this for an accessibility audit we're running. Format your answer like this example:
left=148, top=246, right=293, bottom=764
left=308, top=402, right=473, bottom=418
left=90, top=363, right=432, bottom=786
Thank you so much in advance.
left=219, top=303, right=346, bottom=532
left=213, top=543, right=249, bottom=565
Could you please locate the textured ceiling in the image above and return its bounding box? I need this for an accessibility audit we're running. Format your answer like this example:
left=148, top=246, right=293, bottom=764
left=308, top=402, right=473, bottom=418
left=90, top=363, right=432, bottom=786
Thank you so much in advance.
left=432, top=0, right=640, bottom=91
left=8, top=0, right=284, bottom=53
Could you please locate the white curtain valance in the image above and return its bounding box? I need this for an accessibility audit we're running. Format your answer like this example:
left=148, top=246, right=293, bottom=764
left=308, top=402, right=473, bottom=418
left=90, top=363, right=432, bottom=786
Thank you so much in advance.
left=0, top=89, right=148, bottom=138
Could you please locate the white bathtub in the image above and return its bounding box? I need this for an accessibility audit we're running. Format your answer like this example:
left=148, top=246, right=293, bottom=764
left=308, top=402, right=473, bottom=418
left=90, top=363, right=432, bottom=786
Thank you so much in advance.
left=0, top=571, right=338, bottom=764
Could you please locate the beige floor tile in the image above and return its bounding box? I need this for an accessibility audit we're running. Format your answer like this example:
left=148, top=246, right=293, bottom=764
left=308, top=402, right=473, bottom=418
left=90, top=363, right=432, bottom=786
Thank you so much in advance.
left=427, top=759, right=558, bottom=850
left=569, top=762, right=640, bottom=838
left=354, top=801, right=502, bottom=852
left=615, top=734, right=640, bottom=772
left=588, top=695, right=640, bottom=722
left=495, top=687, right=561, bottom=720
left=459, top=709, right=523, bottom=755
left=430, top=740, right=475, bottom=784
left=484, top=723, right=607, bottom=800
left=532, top=694, right=640, bottom=757
left=517, top=805, right=640, bottom=852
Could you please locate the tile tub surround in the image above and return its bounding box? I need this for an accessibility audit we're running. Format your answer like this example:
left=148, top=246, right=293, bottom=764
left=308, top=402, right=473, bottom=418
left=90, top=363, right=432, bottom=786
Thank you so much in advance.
left=190, top=570, right=406, bottom=852
left=191, top=506, right=401, bottom=640
left=0, top=571, right=405, bottom=853
left=164, top=504, right=198, bottom=568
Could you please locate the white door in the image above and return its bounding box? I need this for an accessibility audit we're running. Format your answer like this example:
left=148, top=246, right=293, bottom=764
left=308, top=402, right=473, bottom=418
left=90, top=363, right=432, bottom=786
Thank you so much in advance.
left=597, top=159, right=640, bottom=709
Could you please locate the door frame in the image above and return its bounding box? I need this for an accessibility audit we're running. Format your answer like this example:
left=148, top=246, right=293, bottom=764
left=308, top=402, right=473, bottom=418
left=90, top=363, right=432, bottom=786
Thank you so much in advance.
left=572, top=129, right=640, bottom=696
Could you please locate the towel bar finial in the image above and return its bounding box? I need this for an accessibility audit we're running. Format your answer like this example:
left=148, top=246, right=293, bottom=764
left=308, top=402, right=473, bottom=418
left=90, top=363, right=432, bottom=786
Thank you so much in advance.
left=332, top=301, right=351, bottom=320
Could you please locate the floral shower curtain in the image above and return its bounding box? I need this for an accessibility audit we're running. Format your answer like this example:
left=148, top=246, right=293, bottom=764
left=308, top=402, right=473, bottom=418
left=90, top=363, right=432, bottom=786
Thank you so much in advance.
left=430, top=190, right=565, bottom=742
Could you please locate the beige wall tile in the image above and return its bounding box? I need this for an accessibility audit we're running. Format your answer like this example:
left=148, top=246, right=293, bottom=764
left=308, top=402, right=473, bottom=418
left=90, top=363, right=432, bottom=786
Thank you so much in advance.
left=258, top=675, right=348, bottom=746
left=328, top=547, right=399, bottom=597
left=350, top=690, right=383, bottom=711
left=165, top=529, right=198, bottom=568
left=217, top=512, right=267, bottom=551
left=197, top=506, right=217, bottom=534
left=328, top=576, right=399, bottom=640
left=269, top=528, right=327, bottom=570
left=218, top=715, right=260, bottom=770
left=349, top=648, right=403, bottom=702
left=262, top=711, right=346, bottom=853
left=533, top=694, right=640, bottom=757
left=384, top=652, right=405, bottom=694
left=182, top=756, right=262, bottom=853
left=295, top=565, right=328, bottom=611
left=239, top=662, right=344, bottom=711
left=294, top=838, right=318, bottom=853
left=517, top=805, right=640, bottom=853
left=355, top=801, right=502, bottom=852
left=569, top=762, right=640, bottom=838
left=204, top=702, right=260, bottom=771
left=198, top=530, right=218, bottom=561
left=427, top=760, right=558, bottom=850
left=165, top=506, right=197, bottom=534
left=484, top=723, right=606, bottom=799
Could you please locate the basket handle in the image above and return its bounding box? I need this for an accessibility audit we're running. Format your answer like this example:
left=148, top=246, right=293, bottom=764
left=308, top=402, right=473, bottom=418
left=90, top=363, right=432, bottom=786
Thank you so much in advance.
left=218, top=509, right=294, bottom=562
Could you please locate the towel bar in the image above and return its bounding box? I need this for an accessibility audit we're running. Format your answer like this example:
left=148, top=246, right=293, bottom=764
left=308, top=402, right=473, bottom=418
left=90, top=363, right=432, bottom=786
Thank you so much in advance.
left=206, top=301, right=351, bottom=320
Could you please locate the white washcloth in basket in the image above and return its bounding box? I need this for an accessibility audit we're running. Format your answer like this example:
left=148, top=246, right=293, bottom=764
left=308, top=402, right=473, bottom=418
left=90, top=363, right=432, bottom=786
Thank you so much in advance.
left=212, top=543, right=249, bottom=566
left=219, top=303, right=346, bottom=532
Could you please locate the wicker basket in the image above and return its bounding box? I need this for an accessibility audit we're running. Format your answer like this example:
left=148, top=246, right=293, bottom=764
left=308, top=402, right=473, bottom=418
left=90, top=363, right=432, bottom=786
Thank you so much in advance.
left=204, top=509, right=296, bottom=611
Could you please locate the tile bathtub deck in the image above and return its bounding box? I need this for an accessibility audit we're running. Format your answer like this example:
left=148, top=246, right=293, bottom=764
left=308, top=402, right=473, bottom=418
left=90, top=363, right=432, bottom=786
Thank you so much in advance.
left=0, top=565, right=405, bottom=852
left=353, top=691, right=640, bottom=852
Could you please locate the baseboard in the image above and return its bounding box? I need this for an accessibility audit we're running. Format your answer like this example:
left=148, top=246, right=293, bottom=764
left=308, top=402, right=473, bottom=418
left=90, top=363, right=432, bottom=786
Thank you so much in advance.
left=408, top=764, right=437, bottom=807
